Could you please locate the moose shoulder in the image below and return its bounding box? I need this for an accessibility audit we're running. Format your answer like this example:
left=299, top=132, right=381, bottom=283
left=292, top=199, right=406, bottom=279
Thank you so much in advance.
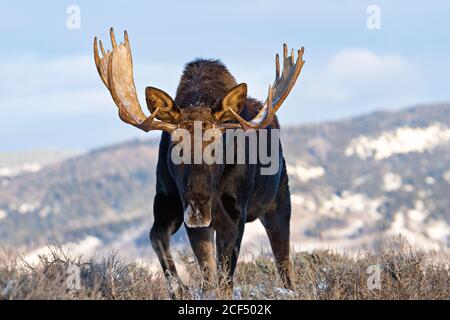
left=94, top=28, right=305, bottom=299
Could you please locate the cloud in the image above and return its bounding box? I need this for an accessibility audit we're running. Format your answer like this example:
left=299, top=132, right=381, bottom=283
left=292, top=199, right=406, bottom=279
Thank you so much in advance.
left=227, top=49, right=428, bottom=125
left=290, top=49, right=426, bottom=122
left=324, top=49, right=423, bottom=98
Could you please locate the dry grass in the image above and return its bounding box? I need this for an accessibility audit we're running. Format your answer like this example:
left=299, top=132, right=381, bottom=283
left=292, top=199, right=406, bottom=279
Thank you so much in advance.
left=1, top=239, right=449, bottom=300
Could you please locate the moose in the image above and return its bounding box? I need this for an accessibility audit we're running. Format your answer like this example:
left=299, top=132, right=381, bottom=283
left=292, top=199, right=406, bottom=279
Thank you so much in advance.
left=94, top=28, right=304, bottom=299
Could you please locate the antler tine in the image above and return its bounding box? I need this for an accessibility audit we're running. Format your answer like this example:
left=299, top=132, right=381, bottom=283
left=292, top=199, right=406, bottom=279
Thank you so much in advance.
left=224, top=85, right=274, bottom=131
left=124, top=30, right=130, bottom=46
left=110, top=27, right=118, bottom=48
left=226, top=44, right=304, bottom=131
left=99, top=40, right=106, bottom=56
left=283, top=43, right=288, bottom=62
left=272, top=44, right=305, bottom=113
left=93, top=29, right=177, bottom=133
left=94, top=37, right=109, bottom=88
left=139, top=107, right=162, bottom=132
left=275, top=54, right=280, bottom=80
left=94, top=36, right=100, bottom=65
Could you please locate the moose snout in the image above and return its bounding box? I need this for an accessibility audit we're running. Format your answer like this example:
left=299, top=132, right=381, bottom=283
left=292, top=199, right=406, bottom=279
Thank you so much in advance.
left=183, top=197, right=212, bottom=228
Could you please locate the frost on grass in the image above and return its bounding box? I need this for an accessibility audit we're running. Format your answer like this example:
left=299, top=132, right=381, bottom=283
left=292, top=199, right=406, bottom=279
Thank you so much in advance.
left=0, top=238, right=449, bottom=300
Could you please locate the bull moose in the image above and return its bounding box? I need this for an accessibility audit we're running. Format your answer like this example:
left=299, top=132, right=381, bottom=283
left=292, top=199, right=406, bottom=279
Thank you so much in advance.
left=94, top=28, right=304, bottom=299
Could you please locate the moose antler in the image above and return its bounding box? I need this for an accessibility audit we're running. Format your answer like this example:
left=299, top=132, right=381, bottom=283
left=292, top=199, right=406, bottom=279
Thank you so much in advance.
left=94, top=28, right=177, bottom=132
left=222, top=44, right=305, bottom=131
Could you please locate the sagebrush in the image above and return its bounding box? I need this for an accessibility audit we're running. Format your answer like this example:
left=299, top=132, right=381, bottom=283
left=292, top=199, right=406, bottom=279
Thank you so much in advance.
left=1, top=240, right=448, bottom=300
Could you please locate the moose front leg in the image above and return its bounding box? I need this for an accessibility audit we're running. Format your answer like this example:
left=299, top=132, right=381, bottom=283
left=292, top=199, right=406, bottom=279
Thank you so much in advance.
left=260, top=178, right=294, bottom=290
left=215, top=215, right=246, bottom=299
left=186, top=227, right=217, bottom=296
left=150, top=193, right=187, bottom=299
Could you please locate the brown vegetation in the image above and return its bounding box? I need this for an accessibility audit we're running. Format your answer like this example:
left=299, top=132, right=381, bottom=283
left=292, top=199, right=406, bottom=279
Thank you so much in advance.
left=1, top=239, right=448, bottom=300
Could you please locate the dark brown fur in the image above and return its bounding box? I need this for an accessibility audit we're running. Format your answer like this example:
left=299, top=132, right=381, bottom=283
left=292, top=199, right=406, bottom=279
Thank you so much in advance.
left=175, top=59, right=279, bottom=127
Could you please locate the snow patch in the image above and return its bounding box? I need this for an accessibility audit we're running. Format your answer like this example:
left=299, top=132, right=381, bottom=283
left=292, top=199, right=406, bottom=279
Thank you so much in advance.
left=273, top=287, right=297, bottom=297
left=291, top=194, right=318, bottom=212
left=391, top=201, right=449, bottom=244
left=316, top=192, right=383, bottom=239
left=321, top=191, right=382, bottom=219
left=383, top=172, right=402, bottom=191
left=39, top=206, right=51, bottom=218
left=0, top=162, right=42, bottom=177
left=0, top=209, right=7, bottom=220
left=18, top=202, right=40, bottom=215
left=391, top=212, right=406, bottom=232
left=426, top=220, right=450, bottom=243
left=443, top=170, right=450, bottom=184
left=345, top=123, right=450, bottom=160
left=287, top=163, right=325, bottom=182
left=22, top=236, right=103, bottom=266
left=403, top=184, right=414, bottom=192
left=393, top=201, right=429, bottom=232
left=406, top=201, right=428, bottom=224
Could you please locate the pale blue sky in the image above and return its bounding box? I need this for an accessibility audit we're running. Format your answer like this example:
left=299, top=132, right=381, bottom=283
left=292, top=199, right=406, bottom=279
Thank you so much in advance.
left=1, top=0, right=449, bottom=151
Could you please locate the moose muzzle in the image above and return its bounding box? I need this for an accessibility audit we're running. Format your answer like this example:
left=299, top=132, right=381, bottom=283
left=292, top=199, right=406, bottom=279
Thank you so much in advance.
left=184, top=199, right=212, bottom=228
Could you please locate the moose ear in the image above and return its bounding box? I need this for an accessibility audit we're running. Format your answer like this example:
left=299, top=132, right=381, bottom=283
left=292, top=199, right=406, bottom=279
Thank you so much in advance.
left=214, top=83, right=247, bottom=122
left=145, top=87, right=180, bottom=122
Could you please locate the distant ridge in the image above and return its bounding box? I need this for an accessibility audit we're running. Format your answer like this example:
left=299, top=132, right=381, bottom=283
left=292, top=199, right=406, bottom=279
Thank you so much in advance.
left=1, top=103, right=449, bottom=256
